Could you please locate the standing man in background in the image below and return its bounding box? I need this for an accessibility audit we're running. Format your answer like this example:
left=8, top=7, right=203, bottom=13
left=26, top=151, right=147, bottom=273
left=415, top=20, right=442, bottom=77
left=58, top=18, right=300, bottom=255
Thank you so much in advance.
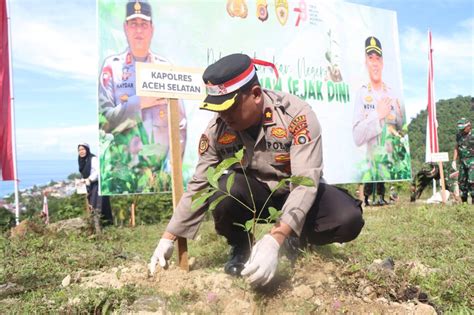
left=452, top=118, right=473, bottom=203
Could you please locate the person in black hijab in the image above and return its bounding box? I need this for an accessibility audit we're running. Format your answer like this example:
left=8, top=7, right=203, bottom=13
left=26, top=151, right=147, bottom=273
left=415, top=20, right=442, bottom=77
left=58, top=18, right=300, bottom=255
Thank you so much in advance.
left=78, top=143, right=113, bottom=226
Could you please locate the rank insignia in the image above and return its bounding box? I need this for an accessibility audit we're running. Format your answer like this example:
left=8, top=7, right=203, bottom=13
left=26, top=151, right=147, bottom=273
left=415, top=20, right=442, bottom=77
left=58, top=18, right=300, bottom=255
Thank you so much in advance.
left=365, top=95, right=373, bottom=103
left=198, top=134, right=209, bottom=155
left=159, top=109, right=165, bottom=119
left=217, top=132, right=237, bottom=145
left=271, top=127, right=287, bottom=139
left=263, top=107, right=274, bottom=124
left=274, top=153, right=291, bottom=163
left=288, top=115, right=307, bottom=134
left=256, top=0, right=268, bottom=22
left=275, top=0, right=289, bottom=26
left=293, top=130, right=310, bottom=145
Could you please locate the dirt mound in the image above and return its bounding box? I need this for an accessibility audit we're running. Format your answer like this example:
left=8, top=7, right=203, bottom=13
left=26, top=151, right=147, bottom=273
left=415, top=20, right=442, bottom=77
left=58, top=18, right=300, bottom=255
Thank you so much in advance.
left=71, top=255, right=437, bottom=314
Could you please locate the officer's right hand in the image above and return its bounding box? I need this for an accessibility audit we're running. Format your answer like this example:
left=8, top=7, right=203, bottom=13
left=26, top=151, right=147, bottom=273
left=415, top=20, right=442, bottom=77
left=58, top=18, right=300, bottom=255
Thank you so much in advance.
left=451, top=161, right=457, bottom=171
left=148, top=238, right=174, bottom=274
left=376, top=97, right=392, bottom=121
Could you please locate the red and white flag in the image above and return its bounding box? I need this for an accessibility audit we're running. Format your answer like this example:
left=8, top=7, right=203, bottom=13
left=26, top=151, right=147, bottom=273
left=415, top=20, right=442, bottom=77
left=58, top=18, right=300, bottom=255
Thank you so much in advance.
left=425, top=30, right=439, bottom=162
left=0, top=0, right=14, bottom=180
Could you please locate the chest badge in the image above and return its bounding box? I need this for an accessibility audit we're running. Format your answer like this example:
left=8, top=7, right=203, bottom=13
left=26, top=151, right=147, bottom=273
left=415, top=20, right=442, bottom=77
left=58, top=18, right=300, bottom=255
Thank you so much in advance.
left=271, top=127, right=287, bottom=139
left=218, top=132, right=237, bottom=145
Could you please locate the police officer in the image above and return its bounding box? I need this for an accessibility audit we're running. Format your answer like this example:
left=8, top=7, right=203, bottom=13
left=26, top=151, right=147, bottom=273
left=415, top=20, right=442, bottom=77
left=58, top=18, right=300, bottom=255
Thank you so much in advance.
left=352, top=36, right=403, bottom=153
left=149, top=54, right=364, bottom=286
left=99, top=1, right=187, bottom=169
left=452, top=118, right=474, bottom=203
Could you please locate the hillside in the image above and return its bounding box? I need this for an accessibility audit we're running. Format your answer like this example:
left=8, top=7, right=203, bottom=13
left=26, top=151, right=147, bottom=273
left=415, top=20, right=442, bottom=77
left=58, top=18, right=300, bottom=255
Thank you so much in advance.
left=408, top=95, right=473, bottom=171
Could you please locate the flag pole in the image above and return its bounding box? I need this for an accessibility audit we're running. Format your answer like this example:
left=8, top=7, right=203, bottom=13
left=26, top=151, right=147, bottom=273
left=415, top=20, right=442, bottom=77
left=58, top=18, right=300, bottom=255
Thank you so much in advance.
left=6, top=0, right=20, bottom=224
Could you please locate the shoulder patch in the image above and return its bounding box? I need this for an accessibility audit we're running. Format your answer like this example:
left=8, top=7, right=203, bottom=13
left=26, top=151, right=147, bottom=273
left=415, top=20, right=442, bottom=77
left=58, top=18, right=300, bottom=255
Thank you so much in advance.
left=198, top=134, right=209, bottom=155
left=293, top=130, right=311, bottom=145
left=288, top=115, right=307, bottom=134
left=217, top=132, right=237, bottom=145
left=101, top=65, right=113, bottom=87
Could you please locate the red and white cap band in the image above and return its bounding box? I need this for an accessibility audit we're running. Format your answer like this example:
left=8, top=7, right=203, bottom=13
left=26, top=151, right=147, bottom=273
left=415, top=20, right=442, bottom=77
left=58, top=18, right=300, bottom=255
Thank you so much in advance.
left=205, top=59, right=279, bottom=96
left=206, top=64, right=256, bottom=96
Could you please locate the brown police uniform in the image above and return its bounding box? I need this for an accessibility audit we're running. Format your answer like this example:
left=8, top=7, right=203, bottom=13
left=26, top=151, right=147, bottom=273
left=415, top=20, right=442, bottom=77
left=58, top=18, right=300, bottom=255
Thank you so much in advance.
left=166, top=89, right=364, bottom=247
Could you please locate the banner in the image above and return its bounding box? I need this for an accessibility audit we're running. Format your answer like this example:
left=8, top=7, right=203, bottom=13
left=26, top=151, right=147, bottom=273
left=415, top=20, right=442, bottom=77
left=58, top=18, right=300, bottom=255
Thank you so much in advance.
left=0, top=0, right=14, bottom=181
left=98, top=0, right=411, bottom=194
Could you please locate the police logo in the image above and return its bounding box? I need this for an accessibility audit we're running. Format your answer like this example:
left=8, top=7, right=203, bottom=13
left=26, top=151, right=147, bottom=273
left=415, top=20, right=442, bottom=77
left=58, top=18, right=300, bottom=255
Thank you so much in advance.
left=256, top=0, right=268, bottom=22
left=198, top=134, right=209, bottom=155
left=226, top=0, right=248, bottom=19
left=365, top=95, right=373, bottom=103
left=271, top=127, right=287, bottom=139
left=122, top=67, right=132, bottom=81
left=218, top=132, right=237, bottom=145
left=275, top=0, right=289, bottom=26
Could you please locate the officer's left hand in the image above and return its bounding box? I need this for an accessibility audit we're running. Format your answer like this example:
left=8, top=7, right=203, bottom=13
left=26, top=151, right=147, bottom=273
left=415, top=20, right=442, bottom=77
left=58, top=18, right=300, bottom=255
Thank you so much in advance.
left=241, top=234, right=280, bottom=286
left=85, top=178, right=91, bottom=186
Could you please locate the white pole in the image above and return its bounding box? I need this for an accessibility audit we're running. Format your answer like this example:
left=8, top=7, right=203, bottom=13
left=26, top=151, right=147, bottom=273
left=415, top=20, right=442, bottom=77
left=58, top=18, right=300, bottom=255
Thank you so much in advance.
left=6, top=0, right=20, bottom=225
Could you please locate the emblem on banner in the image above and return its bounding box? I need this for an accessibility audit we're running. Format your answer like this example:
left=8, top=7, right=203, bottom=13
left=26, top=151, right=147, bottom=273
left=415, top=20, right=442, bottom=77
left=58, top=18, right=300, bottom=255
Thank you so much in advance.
left=227, top=0, right=248, bottom=18
left=199, top=134, right=209, bottom=155
left=218, top=132, right=237, bottom=145
left=256, top=0, right=268, bottom=22
left=275, top=0, right=289, bottom=26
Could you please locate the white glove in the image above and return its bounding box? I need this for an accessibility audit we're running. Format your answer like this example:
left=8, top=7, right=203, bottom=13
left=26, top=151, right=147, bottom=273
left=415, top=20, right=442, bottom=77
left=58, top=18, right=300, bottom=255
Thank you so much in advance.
left=241, top=234, right=280, bottom=286
left=148, top=238, right=174, bottom=274
left=451, top=161, right=457, bottom=171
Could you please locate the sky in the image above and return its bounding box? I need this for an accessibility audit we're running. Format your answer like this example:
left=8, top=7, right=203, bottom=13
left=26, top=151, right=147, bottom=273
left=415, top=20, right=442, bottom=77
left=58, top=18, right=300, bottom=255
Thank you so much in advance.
left=4, top=0, right=474, bottom=163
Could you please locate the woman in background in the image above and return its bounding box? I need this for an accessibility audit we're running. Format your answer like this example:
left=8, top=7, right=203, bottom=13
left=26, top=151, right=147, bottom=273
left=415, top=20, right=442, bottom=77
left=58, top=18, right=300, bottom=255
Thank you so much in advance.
left=78, top=143, right=113, bottom=227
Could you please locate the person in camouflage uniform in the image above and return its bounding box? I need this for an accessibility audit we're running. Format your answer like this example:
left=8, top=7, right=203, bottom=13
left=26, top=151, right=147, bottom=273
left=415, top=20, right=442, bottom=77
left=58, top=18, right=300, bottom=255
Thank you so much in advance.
left=452, top=118, right=473, bottom=203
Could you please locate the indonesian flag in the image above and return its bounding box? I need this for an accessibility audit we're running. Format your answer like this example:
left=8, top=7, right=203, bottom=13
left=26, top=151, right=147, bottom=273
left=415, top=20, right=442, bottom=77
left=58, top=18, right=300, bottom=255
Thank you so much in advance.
left=42, top=193, right=49, bottom=224
left=425, top=30, right=439, bottom=162
left=0, top=0, right=14, bottom=180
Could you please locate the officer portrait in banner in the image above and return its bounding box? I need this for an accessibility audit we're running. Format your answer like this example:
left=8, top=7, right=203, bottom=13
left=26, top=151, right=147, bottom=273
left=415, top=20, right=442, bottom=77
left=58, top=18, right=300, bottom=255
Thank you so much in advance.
left=352, top=36, right=410, bottom=182
left=98, top=0, right=187, bottom=195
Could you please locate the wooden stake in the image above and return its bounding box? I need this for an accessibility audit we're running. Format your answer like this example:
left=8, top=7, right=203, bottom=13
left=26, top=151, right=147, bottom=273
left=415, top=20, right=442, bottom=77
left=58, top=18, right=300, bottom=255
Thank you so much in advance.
left=168, top=99, right=188, bottom=271
left=438, top=161, right=447, bottom=204
left=131, top=202, right=136, bottom=227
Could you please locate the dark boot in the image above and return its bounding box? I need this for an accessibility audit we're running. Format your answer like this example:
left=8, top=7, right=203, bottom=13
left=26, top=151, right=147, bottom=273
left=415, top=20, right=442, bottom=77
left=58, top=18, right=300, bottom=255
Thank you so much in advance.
left=224, top=244, right=250, bottom=276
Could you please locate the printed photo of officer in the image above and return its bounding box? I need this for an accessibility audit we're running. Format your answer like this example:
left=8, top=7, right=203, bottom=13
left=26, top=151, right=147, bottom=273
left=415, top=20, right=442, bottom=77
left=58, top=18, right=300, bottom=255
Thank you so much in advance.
left=98, top=0, right=187, bottom=194
left=352, top=36, right=409, bottom=181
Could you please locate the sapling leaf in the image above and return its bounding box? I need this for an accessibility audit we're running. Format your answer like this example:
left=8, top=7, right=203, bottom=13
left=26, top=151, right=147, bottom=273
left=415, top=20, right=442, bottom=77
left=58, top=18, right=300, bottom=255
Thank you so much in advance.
left=235, top=148, right=244, bottom=161
left=288, top=176, right=314, bottom=187
left=226, top=172, right=235, bottom=193
left=191, top=190, right=216, bottom=211
left=245, top=219, right=254, bottom=232
left=206, top=167, right=217, bottom=188
left=271, top=178, right=289, bottom=193
left=208, top=194, right=227, bottom=212
left=213, top=158, right=240, bottom=183
left=268, top=206, right=281, bottom=221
